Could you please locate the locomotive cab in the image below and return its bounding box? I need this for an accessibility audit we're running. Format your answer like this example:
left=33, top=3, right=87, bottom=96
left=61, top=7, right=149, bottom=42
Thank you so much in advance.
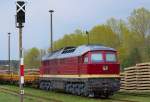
left=83, top=50, right=120, bottom=75
left=81, top=50, right=120, bottom=97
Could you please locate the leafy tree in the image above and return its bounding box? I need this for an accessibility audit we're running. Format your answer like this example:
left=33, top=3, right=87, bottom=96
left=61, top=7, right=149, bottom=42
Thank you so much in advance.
left=90, top=25, right=120, bottom=48
left=106, top=18, right=127, bottom=40
left=129, top=8, right=150, bottom=62
left=53, top=29, right=87, bottom=50
left=24, top=48, right=41, bottom=69
left=129, top=7, right=150, bottom=39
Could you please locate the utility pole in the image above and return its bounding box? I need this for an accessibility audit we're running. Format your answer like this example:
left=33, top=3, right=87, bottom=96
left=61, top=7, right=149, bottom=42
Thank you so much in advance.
left=86, top=31, right=90, bottom=45
left=49, top=10, right=54, bottom=53
left=16, top=1, right=26, bottom=102
left=8, top=32, right=11, bottom=74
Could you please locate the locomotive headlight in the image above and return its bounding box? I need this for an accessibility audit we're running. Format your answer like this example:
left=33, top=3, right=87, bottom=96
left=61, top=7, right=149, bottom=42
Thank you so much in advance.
left=103, top=65, right=108, bottom=71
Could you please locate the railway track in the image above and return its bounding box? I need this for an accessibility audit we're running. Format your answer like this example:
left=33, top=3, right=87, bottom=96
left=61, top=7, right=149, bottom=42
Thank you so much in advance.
left=0, top=86, right=141, bottom=102
left=0, top=87, right=62, bottom=102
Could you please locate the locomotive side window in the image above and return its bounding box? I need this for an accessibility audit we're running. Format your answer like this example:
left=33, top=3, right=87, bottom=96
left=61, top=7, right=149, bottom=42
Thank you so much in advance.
left=106, top=53, right=117, bottom=62
left=84, top=57, right=88, bottom=63
left=91, top=53, right=103, bottom=62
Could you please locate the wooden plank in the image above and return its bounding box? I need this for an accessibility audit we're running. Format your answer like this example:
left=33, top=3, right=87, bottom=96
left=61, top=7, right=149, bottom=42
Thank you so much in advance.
left=124, top=67, right=137, bottom=71
left=137, top=72, right=150, bottom=76
left=125, top=80, right=137, bottom=82
left=121, top=84, right=125, bottom=86
left=125, top=74, right=137, bottom=77
left=125, top=72, right=137, bottom=74
left=137, top=87, right=150, bottom=90
left=137, top=78, right=150, bottom=80
left=125, top=88, right=137, bottom=90
left=119, top=89, right=126, bottom=91
left=125, top=76, right=137, bottom=79
left=125, top=75, right=137, bottom=78
left=125, top=84, right=137, bottom=86
left=120, top=82, right=125, bottom=84
left=136, top=72, right=150, bottom=75
left=121, top=80, right=125, bottom=82
left=125, top=77, right=137, bottom=80
left=120, top=81, right=125, bottom=83
left=120, top=87, right=125, bottom=89
left=125, top=70, right=137, bottom=73
left=124, top=81, right=137, bottom=84
left=136, top=62, right=150, bottom=66
left=128, top=90, right=150, bottom=92
left=120, top=82, right=125, bottom=85
left=137, top=83, right=150, bottom=85
left=120, top=75, right=125, bottom=77
left=120, top=72, right=125, bottom=75
left=137, top=84, right=150, bottom=86
left=136, top=75, right=150, bottom=78
left=137, top=66, right=150, bottom=68
left=137, top=81, right=150, bottom=84
left=137, top=69, right=150, bottom=72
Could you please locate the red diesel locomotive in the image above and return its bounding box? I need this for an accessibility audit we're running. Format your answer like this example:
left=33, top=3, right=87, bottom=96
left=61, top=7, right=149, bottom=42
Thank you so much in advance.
left=39, top=45, right=120, bottom=97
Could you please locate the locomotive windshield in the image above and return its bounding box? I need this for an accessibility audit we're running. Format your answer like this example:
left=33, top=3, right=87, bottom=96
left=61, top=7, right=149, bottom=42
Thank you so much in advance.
left=106, top=53, right=117, bottom=62
left=91, top=53, right=103, bottom=62
left=90, top=52, right=117, bottom=63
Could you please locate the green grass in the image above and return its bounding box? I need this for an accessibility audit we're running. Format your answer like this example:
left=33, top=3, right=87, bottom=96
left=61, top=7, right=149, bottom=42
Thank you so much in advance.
left=113, top=92, right=150, bottom=102
left=0, top=91, right=45, bottom=102
left=0, top=85, right=150, bottom=102
left=0, top=92, right=19, bottom=102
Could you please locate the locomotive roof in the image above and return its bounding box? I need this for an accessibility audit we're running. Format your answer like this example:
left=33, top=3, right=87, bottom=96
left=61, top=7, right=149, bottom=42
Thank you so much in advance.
left=42, top=45, right=116, bottom=60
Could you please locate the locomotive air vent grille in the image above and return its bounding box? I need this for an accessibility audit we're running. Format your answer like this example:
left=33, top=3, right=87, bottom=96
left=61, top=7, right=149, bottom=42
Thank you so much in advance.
left=62, top=47, right=76, bottom=54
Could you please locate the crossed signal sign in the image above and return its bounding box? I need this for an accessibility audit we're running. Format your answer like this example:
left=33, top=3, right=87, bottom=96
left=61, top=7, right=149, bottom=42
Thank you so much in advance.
left=16, top=1, right=25, bottom=13
left=16, top=1, right=26, bottom=23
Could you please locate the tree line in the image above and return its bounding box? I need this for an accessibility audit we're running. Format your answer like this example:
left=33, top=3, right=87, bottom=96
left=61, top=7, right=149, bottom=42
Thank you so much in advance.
left=24, top=8, right=150, bottom=70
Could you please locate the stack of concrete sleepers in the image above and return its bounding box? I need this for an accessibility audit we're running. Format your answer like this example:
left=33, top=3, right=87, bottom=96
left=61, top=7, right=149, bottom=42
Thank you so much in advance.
left=120, top=62, right=150, bottom=92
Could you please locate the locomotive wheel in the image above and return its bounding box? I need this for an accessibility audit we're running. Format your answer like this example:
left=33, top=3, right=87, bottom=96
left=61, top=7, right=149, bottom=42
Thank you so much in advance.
left=65, top=83, right=84, bottom=96
left=88, top=92, right=95, bottom=98
left=39, top=81, right=44, bottom=89
left=45, top=82, right=50, bottom=91
left=101, top=93, right=109, bottom=99
left=65, top=84, right=69, bottom=92
left=76, top=84, right=81, bottom=95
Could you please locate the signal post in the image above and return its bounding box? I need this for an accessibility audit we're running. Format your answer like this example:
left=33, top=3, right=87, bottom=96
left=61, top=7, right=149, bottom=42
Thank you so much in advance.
left=16, top=1, right=26, bottom=102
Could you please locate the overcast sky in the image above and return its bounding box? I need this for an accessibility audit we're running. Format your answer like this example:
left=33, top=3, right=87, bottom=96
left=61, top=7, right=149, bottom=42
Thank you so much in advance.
left=0, top=0, right=150, bottom=60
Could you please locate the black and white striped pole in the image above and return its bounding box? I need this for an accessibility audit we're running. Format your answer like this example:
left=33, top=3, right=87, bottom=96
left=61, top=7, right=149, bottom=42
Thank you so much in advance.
left=16, top=1, right=26, bottom=102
